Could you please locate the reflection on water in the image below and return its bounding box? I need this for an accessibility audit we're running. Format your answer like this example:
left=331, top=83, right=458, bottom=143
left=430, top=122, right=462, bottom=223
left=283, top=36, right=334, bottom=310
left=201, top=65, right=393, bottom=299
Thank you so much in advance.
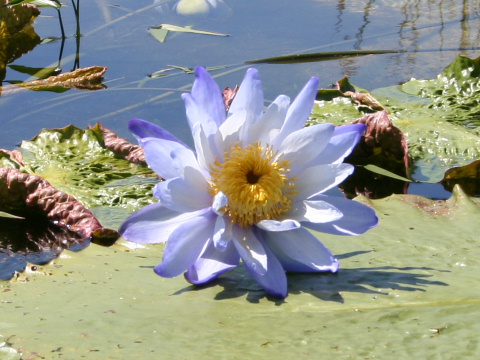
left=0, top=214, right=90, bottom=280
left=0, top=0, right=479, bottom=196
left=154, top=0, right=232, bottom=17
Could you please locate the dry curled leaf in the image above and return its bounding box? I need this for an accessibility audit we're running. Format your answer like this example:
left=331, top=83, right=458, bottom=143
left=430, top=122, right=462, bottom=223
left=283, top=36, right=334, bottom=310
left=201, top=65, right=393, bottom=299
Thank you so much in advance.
left=0, top=167, right=118, bottom=245
left=346, top=110, right=410, bottom=178
left=90, top=122, right=146, bottom=164
left=1, top=65, right=107, bottom=95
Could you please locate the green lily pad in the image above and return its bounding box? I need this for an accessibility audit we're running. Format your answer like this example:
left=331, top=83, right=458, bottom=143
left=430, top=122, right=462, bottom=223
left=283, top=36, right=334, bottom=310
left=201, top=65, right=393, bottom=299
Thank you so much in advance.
left=309, top=55, right=480, bottom=182
left=0, top=186, right=478, bottom=359
left=17, top=125, right=157, bottom=217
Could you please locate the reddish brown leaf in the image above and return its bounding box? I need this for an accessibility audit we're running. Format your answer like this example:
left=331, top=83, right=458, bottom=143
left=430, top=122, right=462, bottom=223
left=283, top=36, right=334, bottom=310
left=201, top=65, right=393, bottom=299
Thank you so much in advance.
left=0, top=167, right=118, bottom=245
left=0, top=148, right=25, bottom=167
left=90, top=122, right=146, bottom=164
left=346, top=110, right=410, bottom=178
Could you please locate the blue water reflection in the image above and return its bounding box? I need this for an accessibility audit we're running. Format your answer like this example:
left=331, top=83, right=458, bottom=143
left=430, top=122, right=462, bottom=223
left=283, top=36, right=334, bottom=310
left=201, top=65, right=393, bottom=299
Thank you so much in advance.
left=1, top=0, right=479, bottom=161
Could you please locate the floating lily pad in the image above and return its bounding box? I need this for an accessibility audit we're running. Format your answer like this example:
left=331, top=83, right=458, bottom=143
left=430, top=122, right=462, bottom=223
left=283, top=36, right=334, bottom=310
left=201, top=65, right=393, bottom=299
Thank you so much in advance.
left=18, top=124, right=157, bottom=214
left=0, top=186, right=478, bottom=359
left=309, top=55, right=480, bottom=183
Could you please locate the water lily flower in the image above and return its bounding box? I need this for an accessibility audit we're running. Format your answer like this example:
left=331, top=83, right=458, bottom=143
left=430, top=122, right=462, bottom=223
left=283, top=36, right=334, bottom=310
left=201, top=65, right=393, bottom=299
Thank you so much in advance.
left=119, top=67, right=378, bottom=298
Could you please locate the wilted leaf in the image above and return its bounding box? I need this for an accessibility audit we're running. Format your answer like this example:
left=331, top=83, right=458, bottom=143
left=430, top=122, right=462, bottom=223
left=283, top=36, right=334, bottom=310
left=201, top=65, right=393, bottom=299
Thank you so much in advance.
left=0, top=148, right=24, bottom=168
left=1, top=65, right=107, bottom=95
left=347, top=110, right=410, bottom=178
left=0, top=167, right=118, bottom=241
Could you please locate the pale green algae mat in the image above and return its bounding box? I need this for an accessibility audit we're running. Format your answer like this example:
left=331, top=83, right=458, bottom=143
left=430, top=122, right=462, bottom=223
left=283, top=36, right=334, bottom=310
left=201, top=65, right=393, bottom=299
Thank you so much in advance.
left=2, top=55, right=480, bottom=359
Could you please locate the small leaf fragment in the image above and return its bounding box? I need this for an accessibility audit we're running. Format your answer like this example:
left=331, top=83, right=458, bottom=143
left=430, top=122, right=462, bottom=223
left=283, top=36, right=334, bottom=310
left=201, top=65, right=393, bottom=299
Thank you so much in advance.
left=148, top=23, right=229, bottom=42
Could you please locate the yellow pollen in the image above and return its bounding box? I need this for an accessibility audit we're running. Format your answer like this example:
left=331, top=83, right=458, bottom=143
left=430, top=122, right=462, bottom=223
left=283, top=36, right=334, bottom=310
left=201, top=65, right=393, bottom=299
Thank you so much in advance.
left=209, top=142, right=296, bottom=227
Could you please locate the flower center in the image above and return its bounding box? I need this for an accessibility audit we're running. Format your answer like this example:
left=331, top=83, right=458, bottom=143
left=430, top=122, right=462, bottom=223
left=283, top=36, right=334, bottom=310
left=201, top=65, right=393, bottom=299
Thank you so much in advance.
left=209, top=142, right=296, bottom=227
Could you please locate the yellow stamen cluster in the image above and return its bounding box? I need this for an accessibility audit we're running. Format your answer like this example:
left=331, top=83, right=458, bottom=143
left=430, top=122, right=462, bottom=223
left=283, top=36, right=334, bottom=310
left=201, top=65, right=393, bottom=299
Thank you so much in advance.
left=209, top=142, right=296, bottom=227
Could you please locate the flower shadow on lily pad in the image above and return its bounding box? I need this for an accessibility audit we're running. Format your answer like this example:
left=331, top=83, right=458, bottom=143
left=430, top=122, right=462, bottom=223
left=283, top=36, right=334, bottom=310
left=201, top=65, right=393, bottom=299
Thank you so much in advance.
left=171, top=251, right=448, bottom=304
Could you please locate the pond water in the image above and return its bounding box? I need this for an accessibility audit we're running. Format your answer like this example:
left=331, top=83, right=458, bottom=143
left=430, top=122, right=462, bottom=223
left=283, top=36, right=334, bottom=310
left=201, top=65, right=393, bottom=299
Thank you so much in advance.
left=1, top=0, right=479, bottom=150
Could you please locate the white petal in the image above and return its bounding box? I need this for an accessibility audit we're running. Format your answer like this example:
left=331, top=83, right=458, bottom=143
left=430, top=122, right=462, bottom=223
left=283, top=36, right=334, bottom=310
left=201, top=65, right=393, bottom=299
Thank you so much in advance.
left=256, top=219, right=300, bottom=232
left=119, top=204, right=210, bottom=244
left=213, top=215, right=233, bottom=251
left=215, top=110, right=246, bottom=154
left=140, top=138, right=191, bottom=179
left=154, top=209, right=216, bottom=277
left=277, top=123, right=335, bottom=174
left=212, top=191, right=228, bottom=215
left=294, top=163, right=354, bottom=200
left=153, top=175, right=211, bottom=212
left=242, top=240, right=287, bottom=298
left=232, top=226, right=268, bottom=275
left=192, top=122, right=219, bottom=173
left=314, top=123, right=366, bottom=165
left=303, top=195, right=378, bottom=235
left=247, top=94, right=290, bottom=146
left=263, top=227, right=339, bottom=273
left=228, top=68, right=264, bottom=142
left=274, top=76, right=319, bottom=146
left=185, top=240, right=240, bottom=284
left=287, top=199, right=343, bottom=223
